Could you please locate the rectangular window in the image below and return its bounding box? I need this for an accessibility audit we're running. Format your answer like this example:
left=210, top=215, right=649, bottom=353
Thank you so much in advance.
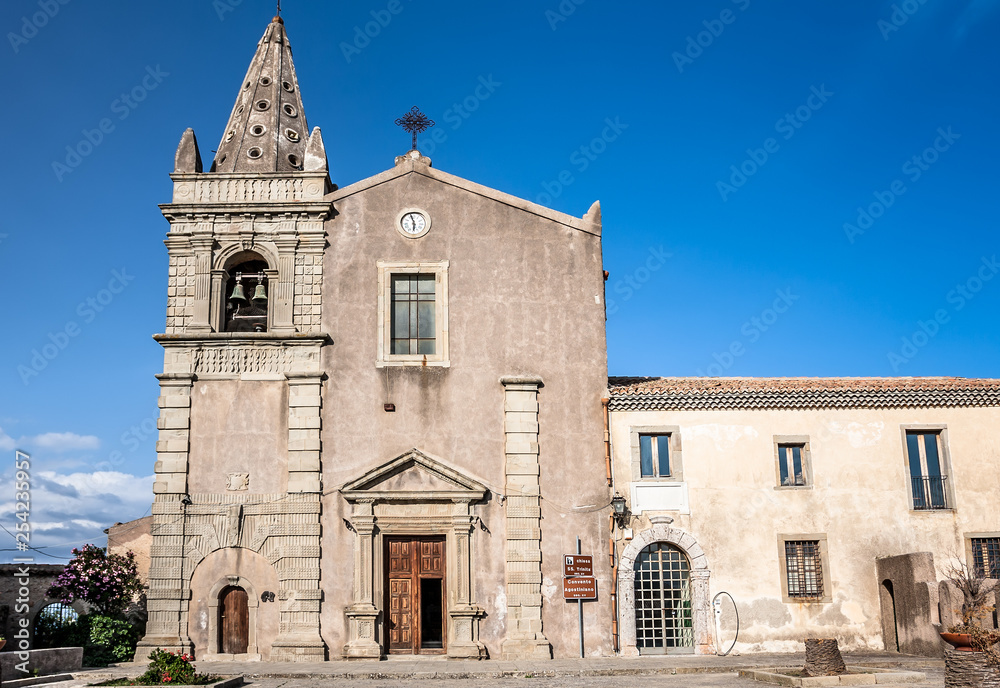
left=971, top=537, right=1000, bottom=578
left=778, top=444, right=805, bottom=486
left=391, top=274, right=436, bottom=355
left=376, top=261, right=449, bottom=368
left=784, top=540, right=824, bottom=599
left=639, top=434, right=671, bottom=478
left=905, top=431, right=949, bottom=510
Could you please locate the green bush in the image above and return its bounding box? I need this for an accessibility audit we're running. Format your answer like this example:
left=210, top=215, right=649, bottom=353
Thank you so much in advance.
left=33, top=613, right=139, bottom=667
left=92, top=649, right=220, bottom=685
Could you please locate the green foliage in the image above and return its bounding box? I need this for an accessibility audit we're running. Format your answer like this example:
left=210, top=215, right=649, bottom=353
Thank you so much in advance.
left=33, top=613, right=140, bottom=667
left=93, top=649, right=219, bottom=685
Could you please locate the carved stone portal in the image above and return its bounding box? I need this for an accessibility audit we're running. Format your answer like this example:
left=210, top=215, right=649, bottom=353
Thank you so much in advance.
left=340, top=449, right=488, bottom=660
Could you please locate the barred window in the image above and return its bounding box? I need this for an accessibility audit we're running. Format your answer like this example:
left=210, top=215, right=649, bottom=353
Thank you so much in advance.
left=972, top=537, right=1000, bottom=579
left=785, top=540, right=823, bottom=598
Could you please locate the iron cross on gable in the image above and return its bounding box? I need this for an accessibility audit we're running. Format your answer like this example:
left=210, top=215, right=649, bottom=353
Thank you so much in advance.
left=395, top=106, right=436, bottom=150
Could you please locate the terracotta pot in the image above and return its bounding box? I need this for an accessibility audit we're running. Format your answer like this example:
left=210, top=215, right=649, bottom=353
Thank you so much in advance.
left=941, top=632, right=974, bottom=651
left=0, top=638, right=5, bottom=651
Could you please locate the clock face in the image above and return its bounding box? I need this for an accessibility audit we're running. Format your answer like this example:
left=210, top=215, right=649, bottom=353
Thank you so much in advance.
left=401, top=212, right=426, bottom=234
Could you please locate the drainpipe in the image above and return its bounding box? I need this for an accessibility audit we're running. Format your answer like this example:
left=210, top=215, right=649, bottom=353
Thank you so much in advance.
left=602, top=398, right=611, bottom=486
left=610, top=514, right=619, bottom=653
left=602, top=397, right=620, bottom=652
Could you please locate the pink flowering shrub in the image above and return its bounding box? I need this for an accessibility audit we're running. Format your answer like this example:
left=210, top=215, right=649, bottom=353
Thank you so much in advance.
left=46, top=544, right=144, bottom=616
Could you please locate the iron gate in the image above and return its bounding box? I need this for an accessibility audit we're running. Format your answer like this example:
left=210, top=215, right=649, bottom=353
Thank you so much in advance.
left=634, top=542, right=694, bottom=654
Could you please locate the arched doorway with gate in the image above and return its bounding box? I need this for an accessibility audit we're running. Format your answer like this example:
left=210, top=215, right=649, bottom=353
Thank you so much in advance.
left=618, top=517, right=713, bottom=655
left=633, top=542, right=693, bottom=653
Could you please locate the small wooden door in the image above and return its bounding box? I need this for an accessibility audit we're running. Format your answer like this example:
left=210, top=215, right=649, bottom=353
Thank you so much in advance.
left=385, top=537, right=446, bottom=654
left=219, top=586, right=249, bottom=655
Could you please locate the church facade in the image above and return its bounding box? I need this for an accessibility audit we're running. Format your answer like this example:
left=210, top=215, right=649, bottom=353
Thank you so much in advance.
left=138, top=16, right=613, bottom=661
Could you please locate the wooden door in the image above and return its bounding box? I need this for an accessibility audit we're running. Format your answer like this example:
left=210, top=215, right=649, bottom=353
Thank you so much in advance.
left=220, top=586, right=249, bottom=655
left=385, top=537, right=446, bottom=654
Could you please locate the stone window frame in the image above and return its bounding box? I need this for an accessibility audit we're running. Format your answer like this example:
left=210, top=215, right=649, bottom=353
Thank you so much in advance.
left=629, top=425, right=684, bottom=482
left=376, top=260, right=450, bottom=368
left=899, top=424, right=955, bottom=512
left=965, top=532, right=1000, bottom=578
left=777, top=533, right=832, bottom=604
left=772, top=435, right=813, bottom=490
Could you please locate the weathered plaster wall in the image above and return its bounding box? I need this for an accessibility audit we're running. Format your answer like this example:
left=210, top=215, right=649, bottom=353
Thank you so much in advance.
left=609, top=406, right=1000, bottom=653
left=108, top=516, right=154, bottom=583
left=188, top=380, right=289, bottom=494
left=318, top=167, right=611, bottom=659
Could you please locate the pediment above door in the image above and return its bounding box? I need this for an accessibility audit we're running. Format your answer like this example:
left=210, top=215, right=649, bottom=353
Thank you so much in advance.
left=340, top=448, right=488, bottom=502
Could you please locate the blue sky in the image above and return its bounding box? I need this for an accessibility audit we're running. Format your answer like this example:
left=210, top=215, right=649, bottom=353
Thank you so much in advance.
left=1, top=0, right=998, bottom=561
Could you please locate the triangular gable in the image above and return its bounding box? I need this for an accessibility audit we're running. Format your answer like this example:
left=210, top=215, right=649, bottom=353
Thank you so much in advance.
left=340, top=448, right=488, bottom=502
left=326, top=156, right=601, bottom=237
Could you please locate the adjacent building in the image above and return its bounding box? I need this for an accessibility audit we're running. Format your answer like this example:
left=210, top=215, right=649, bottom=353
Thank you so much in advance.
left=607, top=377, right=1000, bottom=655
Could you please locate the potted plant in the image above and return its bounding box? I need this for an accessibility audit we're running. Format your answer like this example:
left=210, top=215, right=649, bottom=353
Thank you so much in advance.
left=941, top=560, right=1000, bottom=664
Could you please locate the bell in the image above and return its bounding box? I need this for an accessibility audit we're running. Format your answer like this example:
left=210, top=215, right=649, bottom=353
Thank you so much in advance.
left=229, top=283, right=246, bottom=302
left=252, top=283, right=268, bottom=302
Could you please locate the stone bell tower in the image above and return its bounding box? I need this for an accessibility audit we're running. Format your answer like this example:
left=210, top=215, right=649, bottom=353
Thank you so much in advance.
left=137, top=15, right=333, bottom=661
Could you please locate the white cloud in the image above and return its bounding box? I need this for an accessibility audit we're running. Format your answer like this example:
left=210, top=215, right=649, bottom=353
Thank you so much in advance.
left=0, top=427, right=15, bottom=451
left=0, top=469, right=154, bottom=562
left=28, top=432, right=101, bottom=452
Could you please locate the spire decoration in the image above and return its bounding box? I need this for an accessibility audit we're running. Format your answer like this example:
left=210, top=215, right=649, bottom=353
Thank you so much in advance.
left=394, top=106, right=435, bottom=151
left=211, top=17, right=309, bottom=173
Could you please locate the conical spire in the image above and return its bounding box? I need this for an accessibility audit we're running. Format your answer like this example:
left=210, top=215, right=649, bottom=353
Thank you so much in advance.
left=211, top=17, right=310, bottom=174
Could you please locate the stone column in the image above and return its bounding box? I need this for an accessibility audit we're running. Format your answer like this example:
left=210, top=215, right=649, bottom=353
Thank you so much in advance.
left=271, top=229, right=297, bottom=334
left=188, top=233, right=214, bottom=334
left=135, top=495, right=194, bottom=658
left=209, top=269, right=229, bottom=332
left=344, top=500, right=381, bottom=658
left=500, top=376, right=551, bottom=660
left=152, top=373, right=194, bottom=496
left=269, top=495, right=325, bottom=662
left=269, top=373, right=325, bottom=661
left=448, top=501, right=486, bottom=659
left=691, top=569, right=714, bottom=655
left=285, top=373, right=322, bottom=494
left=137, top=373, right=196, bottom=658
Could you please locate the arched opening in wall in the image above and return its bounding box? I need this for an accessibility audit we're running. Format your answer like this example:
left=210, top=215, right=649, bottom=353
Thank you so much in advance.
left=634, top=542, right=694, bottom=654
left=33, top=602, right=80, bottom=649
left=224, top=256, right=269, bottom=332
left=880, top=579, right=899, bottom=652
left=219, top=586, right=249, bottom=654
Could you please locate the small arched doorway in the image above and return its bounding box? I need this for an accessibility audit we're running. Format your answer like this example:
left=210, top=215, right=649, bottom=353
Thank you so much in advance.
left=634, top=542, right=694, bottom=654
left=219, top=586, right=249, bottom=655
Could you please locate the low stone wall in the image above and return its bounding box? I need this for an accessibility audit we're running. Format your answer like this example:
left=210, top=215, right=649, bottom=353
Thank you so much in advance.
left=0, top=647, right=83, bottom=683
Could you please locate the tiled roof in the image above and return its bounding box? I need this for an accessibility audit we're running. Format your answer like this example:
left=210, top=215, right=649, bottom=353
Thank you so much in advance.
left=607, top=376, right=1000, bottom=411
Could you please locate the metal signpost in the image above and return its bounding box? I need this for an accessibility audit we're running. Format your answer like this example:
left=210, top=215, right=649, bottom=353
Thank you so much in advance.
left=565, top=537, right=597, bottom=658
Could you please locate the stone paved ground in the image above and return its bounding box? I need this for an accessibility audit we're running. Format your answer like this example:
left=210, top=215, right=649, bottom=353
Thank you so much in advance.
left=50, top=654, right=945, bottom=688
